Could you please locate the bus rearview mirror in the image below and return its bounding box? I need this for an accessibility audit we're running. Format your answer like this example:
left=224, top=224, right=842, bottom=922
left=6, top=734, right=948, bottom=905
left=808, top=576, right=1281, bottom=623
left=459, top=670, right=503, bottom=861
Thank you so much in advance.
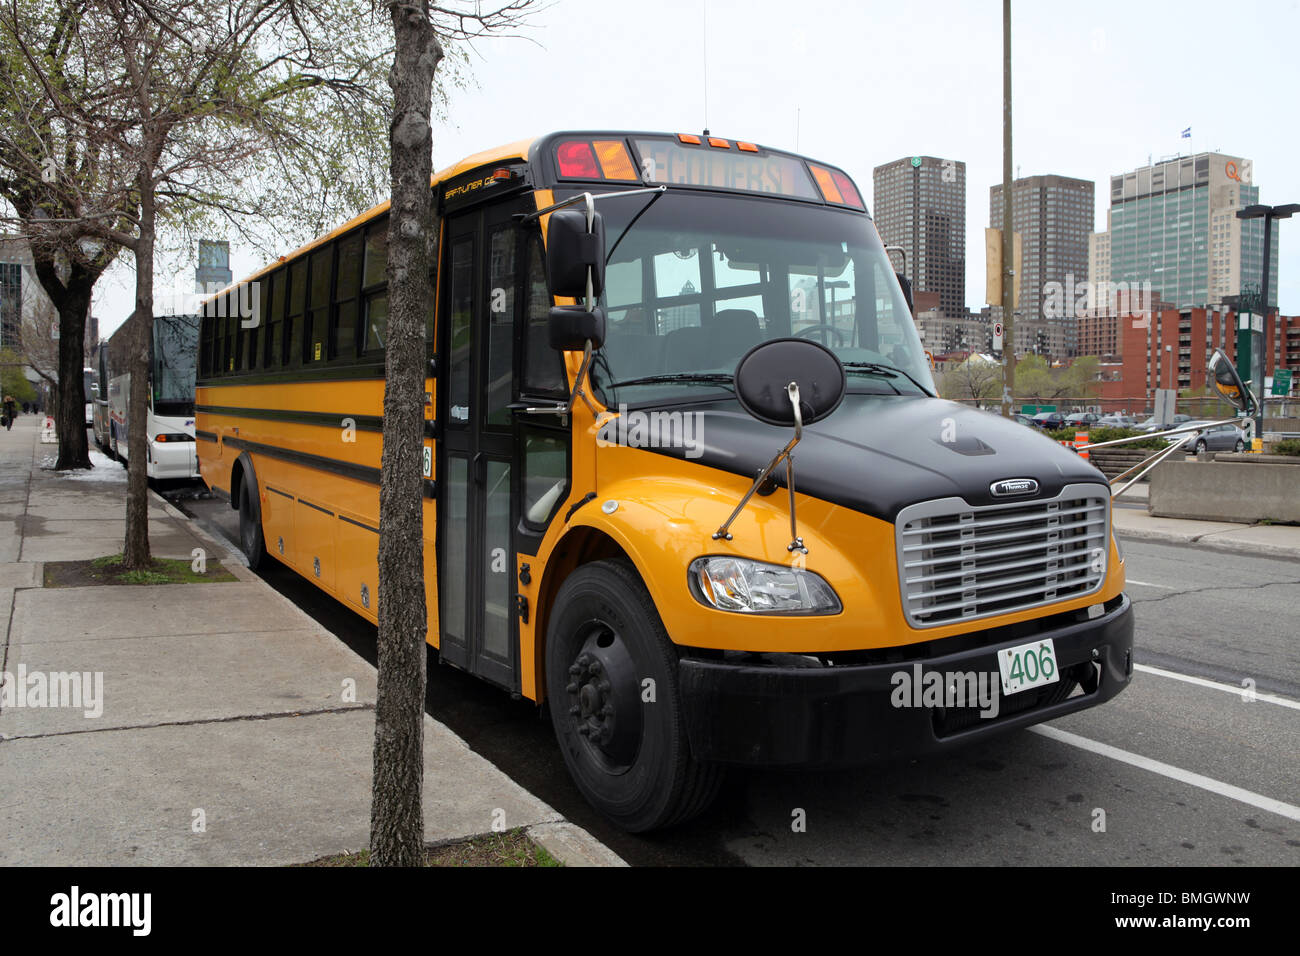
left=549, top=305, right=606, bottom=352
left=1207, top=347, right=1256, bottom=415
left=546, top=208, right=606, bottom=300
left=896, top=272, right=914, bottom=315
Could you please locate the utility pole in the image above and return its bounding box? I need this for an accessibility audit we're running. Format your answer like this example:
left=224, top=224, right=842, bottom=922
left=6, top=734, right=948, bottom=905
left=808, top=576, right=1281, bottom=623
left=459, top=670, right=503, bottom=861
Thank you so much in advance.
left=1000, top=0, right=1015, bottom=418
left=1235, top=202, right=1298, bottom=439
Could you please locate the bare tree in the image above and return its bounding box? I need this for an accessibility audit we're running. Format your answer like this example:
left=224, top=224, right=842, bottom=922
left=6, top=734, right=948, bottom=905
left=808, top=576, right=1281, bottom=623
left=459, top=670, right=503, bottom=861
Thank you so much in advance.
left=940, top=355, right=1002, bottom=403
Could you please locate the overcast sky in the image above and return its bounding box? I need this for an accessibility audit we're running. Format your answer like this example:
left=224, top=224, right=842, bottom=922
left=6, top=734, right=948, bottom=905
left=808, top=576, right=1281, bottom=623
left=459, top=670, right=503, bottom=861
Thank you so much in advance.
left=94, top=0, right=1300, bottom=337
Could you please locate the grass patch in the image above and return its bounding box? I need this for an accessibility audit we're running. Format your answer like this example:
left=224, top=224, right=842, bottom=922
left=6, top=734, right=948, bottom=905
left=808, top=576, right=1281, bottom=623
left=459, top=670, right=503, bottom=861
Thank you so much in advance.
left=44, top=553, right=238, bottom=587
left=303, top=829, right=562, bottom=867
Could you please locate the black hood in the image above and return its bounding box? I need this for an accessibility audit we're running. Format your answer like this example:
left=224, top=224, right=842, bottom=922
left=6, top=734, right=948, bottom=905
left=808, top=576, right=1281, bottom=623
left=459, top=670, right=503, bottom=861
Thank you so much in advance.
left=643, top=395, right=1108, bottom=524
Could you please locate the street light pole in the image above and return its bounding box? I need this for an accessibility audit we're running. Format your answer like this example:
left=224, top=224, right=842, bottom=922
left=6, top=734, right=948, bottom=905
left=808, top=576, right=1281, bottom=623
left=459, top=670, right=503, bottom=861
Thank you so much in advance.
left=1235, top=202, right=1299, bottom=438
left=1000, top=0, right=1015, bottom=419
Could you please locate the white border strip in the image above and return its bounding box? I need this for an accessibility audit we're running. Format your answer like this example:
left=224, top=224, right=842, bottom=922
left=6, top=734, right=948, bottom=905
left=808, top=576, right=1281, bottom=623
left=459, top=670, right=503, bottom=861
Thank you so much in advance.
left=1030, top=725, right=1300, bottom=823
left=1134, top=663, right=1300, bottom=711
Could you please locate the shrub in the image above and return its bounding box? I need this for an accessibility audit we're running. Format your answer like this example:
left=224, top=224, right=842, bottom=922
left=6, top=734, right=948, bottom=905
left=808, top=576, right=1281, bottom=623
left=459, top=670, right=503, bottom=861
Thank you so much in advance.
left=1273, top=439, right=1300, bottom=457
left=1044, top=426, right=1167, bottom=450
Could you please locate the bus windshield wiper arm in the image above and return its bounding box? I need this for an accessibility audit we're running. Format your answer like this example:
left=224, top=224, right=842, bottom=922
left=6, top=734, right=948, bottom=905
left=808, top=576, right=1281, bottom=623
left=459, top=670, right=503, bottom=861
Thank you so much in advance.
left=842, top=362, right=934, bottom=396
left=605, top=373, right=734, bottom=389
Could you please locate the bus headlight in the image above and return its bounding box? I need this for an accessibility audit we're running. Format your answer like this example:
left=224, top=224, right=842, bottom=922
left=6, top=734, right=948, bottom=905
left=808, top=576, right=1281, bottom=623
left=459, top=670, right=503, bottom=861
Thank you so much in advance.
left=688, top=556, right=841, bottom=615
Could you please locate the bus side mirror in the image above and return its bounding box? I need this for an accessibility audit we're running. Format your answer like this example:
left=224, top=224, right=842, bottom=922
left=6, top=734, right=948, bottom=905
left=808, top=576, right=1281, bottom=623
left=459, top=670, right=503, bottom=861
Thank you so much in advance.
left=1207, top=347, right=1256, bottom=415
left=546, top=208, right=606, bottom=300
left=896, top=272, right=914, bottom=315
left=549, top=305, right=606, bottom=352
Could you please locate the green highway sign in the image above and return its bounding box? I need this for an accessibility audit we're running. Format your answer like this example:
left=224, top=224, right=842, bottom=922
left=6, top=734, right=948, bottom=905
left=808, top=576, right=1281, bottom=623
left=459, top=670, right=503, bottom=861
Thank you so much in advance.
left=1020, top=405, right=1057, bottom=415
left=1272, top=368, right=1292, bottom=396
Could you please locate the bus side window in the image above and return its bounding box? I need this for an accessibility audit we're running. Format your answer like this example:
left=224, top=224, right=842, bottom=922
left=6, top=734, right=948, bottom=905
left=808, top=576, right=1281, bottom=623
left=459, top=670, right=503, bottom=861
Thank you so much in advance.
left=286, top=259, right=307, bottom=367
left=264, top=268, right=284, bottom=368
left=521, top=234, right=565, bottom=396
left=362, top=222, right=388, bottom=355
left=485, top=224, right=516, bottom=427
left=307, top=245, right=332, bottom=363
left=242, top=287, right=259, bottom=370
left=200, top=305, right=213, bottom=376
left=334, top=231, right=362, bottom=360
left=255, top=277, right=270, bottom=369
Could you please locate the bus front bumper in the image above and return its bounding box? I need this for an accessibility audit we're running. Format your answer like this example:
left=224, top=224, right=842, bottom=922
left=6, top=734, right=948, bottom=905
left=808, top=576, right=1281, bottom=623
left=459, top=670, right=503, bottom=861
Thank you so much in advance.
left=677, top=593, right=1133, bottom=769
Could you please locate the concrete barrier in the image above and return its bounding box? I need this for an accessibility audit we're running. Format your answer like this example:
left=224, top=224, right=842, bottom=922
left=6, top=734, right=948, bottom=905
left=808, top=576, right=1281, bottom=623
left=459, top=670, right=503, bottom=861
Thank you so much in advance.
left=1149, top=460, right=1300, bottom=523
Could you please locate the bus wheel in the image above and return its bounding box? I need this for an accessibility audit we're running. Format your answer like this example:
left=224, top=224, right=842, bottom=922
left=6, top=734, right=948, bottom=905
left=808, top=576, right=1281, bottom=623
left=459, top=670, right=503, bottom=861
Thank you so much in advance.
left=545, top=560, right=723, bottom=832
left=238, top=483, right=267, bottom=570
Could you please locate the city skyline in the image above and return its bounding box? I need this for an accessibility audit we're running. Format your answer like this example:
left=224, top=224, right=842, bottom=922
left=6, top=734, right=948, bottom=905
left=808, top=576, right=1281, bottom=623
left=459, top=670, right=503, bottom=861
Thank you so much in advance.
left=89, top=0, right=1300, bottom=338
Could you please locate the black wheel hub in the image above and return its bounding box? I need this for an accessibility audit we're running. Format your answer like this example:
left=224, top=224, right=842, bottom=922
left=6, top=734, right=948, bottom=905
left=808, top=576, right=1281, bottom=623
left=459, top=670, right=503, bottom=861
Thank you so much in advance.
left=565, top=626, right=641, bottom=769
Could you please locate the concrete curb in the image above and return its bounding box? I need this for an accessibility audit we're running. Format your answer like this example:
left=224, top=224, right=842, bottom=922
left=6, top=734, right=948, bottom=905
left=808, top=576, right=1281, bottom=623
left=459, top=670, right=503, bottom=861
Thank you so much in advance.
left=1115, top=525, right=1300, bottom=560
left=525, top=821, right=629, bottom=867
left=157, top=495, right=626, bottom=868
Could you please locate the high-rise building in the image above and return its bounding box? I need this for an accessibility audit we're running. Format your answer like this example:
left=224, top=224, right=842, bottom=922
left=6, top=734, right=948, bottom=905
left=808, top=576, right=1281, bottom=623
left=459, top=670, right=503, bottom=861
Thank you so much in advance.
left=0, top=238, right=31, bottom=353
left=1100, top=152, right=1277, bottom=309
left=990, top=174, right=1094, bottom=357
left=195, top=239, right=233, bottom=293
left=872, top=156, right=966, bottom=318
left=1088, top=208, right=1111, bottom=293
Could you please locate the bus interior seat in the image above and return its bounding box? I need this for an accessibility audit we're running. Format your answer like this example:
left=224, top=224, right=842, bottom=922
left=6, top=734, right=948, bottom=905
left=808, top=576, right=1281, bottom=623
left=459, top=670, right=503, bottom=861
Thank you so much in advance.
left=604, top=333, right=665, bottom=381
left=663, top=326, right=708, bottom=372
left=708, top=309, right=762, bottom=369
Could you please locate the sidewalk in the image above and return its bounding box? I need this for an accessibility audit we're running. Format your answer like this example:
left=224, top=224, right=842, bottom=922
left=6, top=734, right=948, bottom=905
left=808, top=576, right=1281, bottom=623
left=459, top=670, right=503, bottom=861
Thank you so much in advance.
left=0, top=415, right=623, bottom=866
left=1112, top=480, right=1300, bottom=559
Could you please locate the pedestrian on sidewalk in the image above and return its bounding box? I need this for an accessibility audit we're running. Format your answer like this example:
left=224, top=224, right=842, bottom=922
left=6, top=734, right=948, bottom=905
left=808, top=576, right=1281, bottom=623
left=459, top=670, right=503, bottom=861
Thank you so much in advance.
left=2, top=395, right=15, bottom=430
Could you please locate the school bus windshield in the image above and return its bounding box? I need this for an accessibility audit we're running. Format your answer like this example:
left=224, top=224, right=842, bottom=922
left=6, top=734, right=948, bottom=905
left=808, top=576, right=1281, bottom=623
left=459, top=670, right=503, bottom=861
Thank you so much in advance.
left=585, top=189, right=936, bottom=407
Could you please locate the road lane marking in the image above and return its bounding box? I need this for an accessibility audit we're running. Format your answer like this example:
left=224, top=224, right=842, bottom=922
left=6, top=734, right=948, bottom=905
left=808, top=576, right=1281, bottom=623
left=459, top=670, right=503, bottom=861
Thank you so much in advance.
left=1126, top=579, right=1175, bottom=589
left=1134, top=663, right=1300, bottom=711
left=1030, top=724, right=1300, bottom=823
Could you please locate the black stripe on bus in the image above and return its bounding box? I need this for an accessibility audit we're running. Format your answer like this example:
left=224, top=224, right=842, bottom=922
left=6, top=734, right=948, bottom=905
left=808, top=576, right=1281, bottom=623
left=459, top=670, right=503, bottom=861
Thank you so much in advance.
left=298, top=499, right=334, bottom=516
left=222, top=435, right=436, bottom=500
left=195, top=405, right=385, bottom=433
left=195, top=429, right=218, bottom=443
left=225, top=436, right=382, bottom=485
left=267, top=485, right=294, bottom=499
left=196, top=364, right=387, bottom=388
left=339, top=514, right=380, bottom=534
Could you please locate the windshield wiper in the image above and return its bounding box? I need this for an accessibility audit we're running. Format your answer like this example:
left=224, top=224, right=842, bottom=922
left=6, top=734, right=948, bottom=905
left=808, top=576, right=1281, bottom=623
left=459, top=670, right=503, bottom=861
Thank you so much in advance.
left=604, top=372, right=734, bottom=390
left=842, top=362, right=934, bottom=396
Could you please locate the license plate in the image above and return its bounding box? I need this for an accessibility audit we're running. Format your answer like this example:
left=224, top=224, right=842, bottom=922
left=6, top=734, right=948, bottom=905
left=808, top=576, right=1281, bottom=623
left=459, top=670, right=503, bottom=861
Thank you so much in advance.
left=997, top=638, right=1061, bottom=696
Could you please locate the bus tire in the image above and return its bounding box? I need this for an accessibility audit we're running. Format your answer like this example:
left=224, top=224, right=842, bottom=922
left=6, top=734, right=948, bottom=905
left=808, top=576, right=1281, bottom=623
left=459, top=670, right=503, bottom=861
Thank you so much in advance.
left=238, top=480, right=267, bottom=571
left=545, top=559, right=723, bottom=832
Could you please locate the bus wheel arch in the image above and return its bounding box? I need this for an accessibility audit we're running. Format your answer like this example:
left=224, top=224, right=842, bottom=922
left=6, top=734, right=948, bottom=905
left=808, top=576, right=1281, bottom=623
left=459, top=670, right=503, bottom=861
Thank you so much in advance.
left=533, top=525, right=638, bottom=706
left=231, top=452, right=267, bottom=570
left=542, top=555, right=723, bottom=831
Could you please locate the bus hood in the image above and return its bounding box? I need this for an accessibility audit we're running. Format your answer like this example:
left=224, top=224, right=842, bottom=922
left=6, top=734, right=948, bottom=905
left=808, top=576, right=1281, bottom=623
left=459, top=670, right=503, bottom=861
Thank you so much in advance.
left=638, top=396, right=1108, bottom=524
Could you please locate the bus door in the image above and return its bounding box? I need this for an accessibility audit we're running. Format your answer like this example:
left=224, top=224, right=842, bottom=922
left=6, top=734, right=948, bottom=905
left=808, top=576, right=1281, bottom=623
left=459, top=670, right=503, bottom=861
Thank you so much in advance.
left=437, top=199, right=528, bottom=690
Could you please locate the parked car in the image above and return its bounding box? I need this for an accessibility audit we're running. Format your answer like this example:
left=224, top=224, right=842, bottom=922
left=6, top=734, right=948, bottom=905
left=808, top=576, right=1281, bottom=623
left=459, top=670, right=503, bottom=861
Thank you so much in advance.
left=1139, top=413, right=1192, bottom=433
left=1013, top=413, right=1036, bottom=427
left=1064, top=412, right=1100, bottom=428
left=1097, top=414, right=1136, bottom=428
left=1031, top=411, right=1067, bottom=430
left=1168, top=421, right=1248, bottom=453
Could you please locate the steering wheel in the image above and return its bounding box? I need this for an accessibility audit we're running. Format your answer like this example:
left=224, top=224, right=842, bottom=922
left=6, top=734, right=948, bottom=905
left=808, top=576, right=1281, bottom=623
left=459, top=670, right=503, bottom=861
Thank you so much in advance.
left=795, top=324, right=848, bottom=347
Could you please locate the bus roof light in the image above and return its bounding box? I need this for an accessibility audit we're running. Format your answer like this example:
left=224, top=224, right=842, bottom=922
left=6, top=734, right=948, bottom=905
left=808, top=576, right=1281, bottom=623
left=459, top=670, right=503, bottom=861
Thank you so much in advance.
left=556, top=141, right=601, bottom=179
left=830, top=171, right=864, bottom=209
left=737, top=141, right=759, bottom=152
left=707, top=137, right=730, bottom=149
left=592, top=140, right=638, bottom=181
left=677, top=133, right=702, bottom=145
left=809, top=164, right=844, bottom=205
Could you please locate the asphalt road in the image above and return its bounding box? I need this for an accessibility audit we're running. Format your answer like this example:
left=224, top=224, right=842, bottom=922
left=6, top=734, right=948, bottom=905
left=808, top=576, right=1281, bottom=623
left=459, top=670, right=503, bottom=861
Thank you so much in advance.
left=176, top=489, right=1299, bottom=866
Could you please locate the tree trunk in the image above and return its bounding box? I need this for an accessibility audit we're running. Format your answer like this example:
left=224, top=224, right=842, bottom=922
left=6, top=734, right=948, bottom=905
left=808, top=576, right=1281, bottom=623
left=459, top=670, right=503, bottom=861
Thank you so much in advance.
left=370, top=0, right=442, bottom=868
left=29, top=257, right=95, bottom=470
left=123, top=174, right=155, bottom=570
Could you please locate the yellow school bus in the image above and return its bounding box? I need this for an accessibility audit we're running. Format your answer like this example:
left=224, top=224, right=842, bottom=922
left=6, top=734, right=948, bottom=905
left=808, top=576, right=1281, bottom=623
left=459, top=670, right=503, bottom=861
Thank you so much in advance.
left=197, top=131, right=1133, bottom=832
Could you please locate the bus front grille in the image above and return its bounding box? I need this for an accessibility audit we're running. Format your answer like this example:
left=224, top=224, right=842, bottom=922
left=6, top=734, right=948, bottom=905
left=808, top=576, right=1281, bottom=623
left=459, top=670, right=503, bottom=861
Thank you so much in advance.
left=895, top=484, right=1110, bottom=628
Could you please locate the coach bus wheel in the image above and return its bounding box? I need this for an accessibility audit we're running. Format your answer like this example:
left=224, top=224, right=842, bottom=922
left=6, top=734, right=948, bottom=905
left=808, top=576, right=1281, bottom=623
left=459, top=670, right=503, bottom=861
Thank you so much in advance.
left=238, top=483, right=267, bottom=570
left=546, top=560, right=723, bottom=833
